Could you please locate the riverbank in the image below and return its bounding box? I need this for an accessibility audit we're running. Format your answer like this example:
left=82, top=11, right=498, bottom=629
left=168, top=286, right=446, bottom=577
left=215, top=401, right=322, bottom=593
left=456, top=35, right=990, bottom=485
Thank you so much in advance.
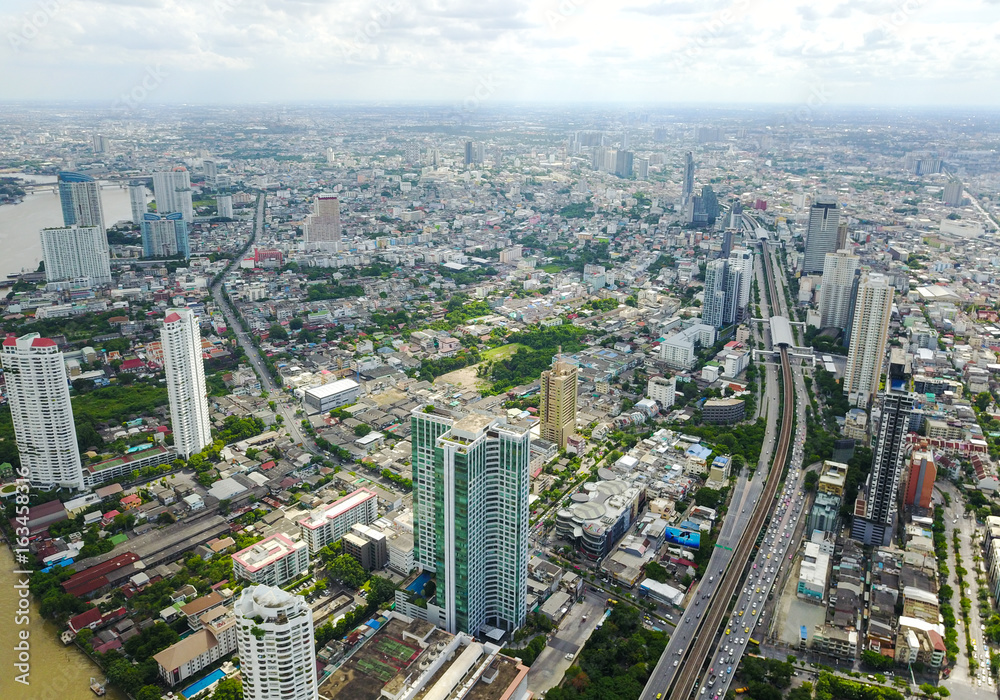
left=0, top=545, right=126, bottom=699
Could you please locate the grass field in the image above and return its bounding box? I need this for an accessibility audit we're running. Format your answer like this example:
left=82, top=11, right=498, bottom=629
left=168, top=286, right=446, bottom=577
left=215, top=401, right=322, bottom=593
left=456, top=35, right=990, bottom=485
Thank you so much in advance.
left=540, top=264, right=565, bottom=273
left=483, top=343, right=527, bottom=360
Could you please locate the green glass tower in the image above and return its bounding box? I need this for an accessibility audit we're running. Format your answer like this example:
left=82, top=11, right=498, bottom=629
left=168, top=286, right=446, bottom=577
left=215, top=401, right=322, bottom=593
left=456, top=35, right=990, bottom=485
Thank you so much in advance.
left=411, top=407, right=530, bottom=636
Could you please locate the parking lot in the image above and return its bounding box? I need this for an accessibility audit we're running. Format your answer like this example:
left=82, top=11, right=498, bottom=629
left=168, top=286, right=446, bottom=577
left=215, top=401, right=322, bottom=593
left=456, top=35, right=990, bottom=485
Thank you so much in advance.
left=526, top=587, right=609, bottom=696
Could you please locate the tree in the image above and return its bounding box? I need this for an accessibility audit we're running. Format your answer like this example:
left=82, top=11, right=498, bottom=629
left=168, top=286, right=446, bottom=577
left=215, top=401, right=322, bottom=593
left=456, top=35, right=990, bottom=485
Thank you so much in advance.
left=211, top=677, right=243, bottom=700
left=137, top=686, right=164, bottom=700
left=328, top=554, right=368, bottom=589
left=861, top=649, right=895, bottom=671
left=269, top=324, right=289, bottom=341
left=353, top=423, right=372, bottom=437
left=289, top=317, right=304, bottom=330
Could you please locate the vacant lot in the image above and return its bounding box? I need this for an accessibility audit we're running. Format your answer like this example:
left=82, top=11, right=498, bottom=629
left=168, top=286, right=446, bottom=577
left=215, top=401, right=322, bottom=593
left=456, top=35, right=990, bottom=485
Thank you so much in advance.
left=434, top=364, right=483, bottom=390
left=483, top=343, right=528, bottom=360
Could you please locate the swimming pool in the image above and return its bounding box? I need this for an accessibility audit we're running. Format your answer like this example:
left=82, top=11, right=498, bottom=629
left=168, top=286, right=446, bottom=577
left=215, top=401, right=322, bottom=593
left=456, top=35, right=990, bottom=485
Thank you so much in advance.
left=406, top=571, right=432, bottom=594
left=181, top=668, right=226, bottom=699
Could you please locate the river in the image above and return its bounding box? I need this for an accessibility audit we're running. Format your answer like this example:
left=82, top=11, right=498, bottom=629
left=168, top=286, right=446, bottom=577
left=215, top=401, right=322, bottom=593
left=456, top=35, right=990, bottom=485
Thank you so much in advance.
left=0, top=546, right=126, bottom=700
left=0, top=175, right=133, bottom=280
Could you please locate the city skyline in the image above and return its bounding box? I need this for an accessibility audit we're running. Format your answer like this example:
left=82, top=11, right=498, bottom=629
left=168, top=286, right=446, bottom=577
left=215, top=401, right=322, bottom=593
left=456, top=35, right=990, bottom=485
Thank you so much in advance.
left=2, top=1, right=1000, bottom=107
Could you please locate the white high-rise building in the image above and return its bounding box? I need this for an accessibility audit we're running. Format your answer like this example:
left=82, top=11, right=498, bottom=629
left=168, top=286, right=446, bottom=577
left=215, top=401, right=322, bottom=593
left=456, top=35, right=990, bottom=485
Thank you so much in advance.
left=161, top=309, right=211, bottom=458
left=726, top=247, right=753, bottom=323
left=702, top=259, right=728, bottom=328
left=803, top=198, right=840, bottom=274
left=40, top=226, right=113, bottom=286
left=943, top=179, right=963, bottom=207
left=235, top=585, right=318, bottom=700
left=1, top=334, right=84, bottom=490
left=819, top=249, right=859, bottom=330
left=152, top=168, right=194, bottom=222
left=844, top=272, right=894, bottom=408
left=129, top=182, right=147, bottom=224
left=303, top=194, right=341, bottom=246
left=216, top=194, right=233, bottom=219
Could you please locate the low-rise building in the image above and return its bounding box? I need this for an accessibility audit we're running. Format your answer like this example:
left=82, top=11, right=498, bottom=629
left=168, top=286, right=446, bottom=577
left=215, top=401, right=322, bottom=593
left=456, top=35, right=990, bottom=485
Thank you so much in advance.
left=298, top=487, right=378, bottom=553
left=231, top=533, right=310, bottom=587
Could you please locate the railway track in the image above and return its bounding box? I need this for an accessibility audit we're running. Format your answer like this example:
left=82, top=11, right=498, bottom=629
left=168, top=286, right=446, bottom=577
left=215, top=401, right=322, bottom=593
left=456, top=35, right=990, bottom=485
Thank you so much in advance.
left=662, top=242, right=795, bottom=699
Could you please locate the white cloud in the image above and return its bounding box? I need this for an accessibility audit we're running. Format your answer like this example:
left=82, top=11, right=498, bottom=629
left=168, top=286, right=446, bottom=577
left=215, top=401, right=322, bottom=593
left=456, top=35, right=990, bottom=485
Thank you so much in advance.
left=0, top=0, right=999, bottom=105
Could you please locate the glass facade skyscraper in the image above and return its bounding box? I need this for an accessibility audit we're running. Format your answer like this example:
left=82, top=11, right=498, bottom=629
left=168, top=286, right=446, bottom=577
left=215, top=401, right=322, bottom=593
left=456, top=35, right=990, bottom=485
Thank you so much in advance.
left=411, top=408, right=530, bottom=636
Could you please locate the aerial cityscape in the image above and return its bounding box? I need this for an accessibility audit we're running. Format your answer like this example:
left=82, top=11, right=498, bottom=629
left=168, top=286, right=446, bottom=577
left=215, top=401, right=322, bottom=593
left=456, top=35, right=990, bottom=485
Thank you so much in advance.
left=4, top=5, right=1000, bottom=700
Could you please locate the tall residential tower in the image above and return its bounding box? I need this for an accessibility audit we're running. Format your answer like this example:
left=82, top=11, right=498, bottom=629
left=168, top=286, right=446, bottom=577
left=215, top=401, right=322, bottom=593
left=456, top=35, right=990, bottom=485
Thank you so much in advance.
left=235, top=585, right=318, bottom=700
left=152, top=168, right=194, bottom=222
left=161, top=309, right=211, bottom=458
left=819, top=249, right=860, bottom=331
left=844, top=272, right=893, bottom=408
left=40, top=226, right=113, bottom=286
left=410, top=409, right=530, bottom=636
left=851, top=350, right=913, bottom=546
left=1, top=334, right=84, bottom=490
left=58, top=171, right=106, bottom=233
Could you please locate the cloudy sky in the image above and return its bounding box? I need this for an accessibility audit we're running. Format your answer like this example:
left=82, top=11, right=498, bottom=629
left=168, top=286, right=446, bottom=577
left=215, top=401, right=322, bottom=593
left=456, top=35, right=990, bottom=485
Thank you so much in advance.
left=2, top=0, right=1000, bottom=108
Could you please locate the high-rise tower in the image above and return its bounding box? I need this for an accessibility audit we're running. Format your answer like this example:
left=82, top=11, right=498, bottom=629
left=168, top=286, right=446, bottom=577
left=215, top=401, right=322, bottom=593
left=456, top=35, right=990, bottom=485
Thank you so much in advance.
left=235, top=585, right=318, bottom=700
left=161, top=309, right=211, bottom=458
left=540, top=360, right=578, bottom=448
left=129, top=181, right=147, bottom=224
left=682, top=151, right=695, bottom=204
left=152, top=168, right=194, bottom=222
left=819, top=249, right=860, bottom=331
left=803, top=198, right=840, bottom=274
left=702, top=259, right=728, bottom=328
left=303, top=194, right=341, bottom=246
left=851, top=350, right=913, bottom=546
left=410, top=409, right=530, bottom=636
left=1, top=334, right=84, bottom=490
left=58, top=171, right=106, bottom=234
left=844, top=272, right=893, bottom=408
left=40, top=226, right=113, bottom=286
left=141, top=213, right=190, bottom=259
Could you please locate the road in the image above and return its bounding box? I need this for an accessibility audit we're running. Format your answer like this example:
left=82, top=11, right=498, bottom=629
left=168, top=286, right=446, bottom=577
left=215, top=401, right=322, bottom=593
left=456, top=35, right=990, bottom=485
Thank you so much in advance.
left=641, top=240, right=796, bottom=700
left=939, top=482, right=998, bottom=700
left=209, top=193, right=313, bottom=452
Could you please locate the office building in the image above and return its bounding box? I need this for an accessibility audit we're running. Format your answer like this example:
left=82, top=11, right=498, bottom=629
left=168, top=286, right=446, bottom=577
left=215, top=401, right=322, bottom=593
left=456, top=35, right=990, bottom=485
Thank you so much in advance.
left=129, top=181, right=147, bottom=224
left=1, top=334, right=84, bottom=490
left=819, top=249, right=860, bottom=330
left=58, top=171, right=106, bottom=233
left=298, top=488, right=378, bottom=553
left=682, top=151, right=694, bottom=204
left=658, top=324, right=716, bottom=370
left=232, top=533, right=311, bottom=587
left=803, top=198, right=841, bottom=274
left=235, top=585, right=318, bottom=700
left=410, top=408, right=531, bottom=636
left=303, top=193, right=341, bottom=246
left=152, top=168, right=194, bottom=222
left=943, top=179, right=963, bottom=207
left=903, top=450, right=936, bottom=509
left=161, top=309, right=212, bottom=458
left=851, top=350, right=914, bottom=547
left=647, top=375, right=676, bottom=409
left=540, top=360, right=578, bottom=448
left=216, top=194, right=233, bottom=219
left=40, top=226, right=112, bottom=286
left=141, top=212, right=190, bottom=259
left=702, top=259, right=728, bottom=328
left=844, top=272, right=893, bottom=407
